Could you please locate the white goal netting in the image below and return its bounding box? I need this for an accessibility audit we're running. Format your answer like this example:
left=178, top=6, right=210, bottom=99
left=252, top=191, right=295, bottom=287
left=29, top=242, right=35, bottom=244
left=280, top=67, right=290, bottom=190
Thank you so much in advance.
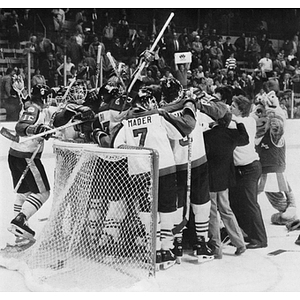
left=0, top=140, right=159, bottom=292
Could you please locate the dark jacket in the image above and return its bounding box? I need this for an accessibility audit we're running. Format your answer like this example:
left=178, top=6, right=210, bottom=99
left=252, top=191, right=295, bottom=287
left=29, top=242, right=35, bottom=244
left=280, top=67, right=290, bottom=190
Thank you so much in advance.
left=204, top=122, right=249, bottom=192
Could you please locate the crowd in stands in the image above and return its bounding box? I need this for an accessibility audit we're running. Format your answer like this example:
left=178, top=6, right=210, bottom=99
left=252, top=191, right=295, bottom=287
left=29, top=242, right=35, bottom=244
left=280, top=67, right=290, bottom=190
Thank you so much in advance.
left=1, top=8, right=300, bottom=121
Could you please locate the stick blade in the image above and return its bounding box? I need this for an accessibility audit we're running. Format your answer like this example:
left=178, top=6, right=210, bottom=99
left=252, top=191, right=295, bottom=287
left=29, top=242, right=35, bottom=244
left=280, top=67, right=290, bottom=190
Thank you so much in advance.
left=268, top=249, right=287, bottom=256
left=172, top=217, right=188, bottom=235
left=0, top=127, right=19, bottom=142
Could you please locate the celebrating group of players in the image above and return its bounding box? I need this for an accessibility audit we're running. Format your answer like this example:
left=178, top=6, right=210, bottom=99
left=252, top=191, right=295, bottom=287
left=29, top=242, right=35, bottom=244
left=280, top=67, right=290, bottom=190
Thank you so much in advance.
left=6, top=47, right=299, bottom=270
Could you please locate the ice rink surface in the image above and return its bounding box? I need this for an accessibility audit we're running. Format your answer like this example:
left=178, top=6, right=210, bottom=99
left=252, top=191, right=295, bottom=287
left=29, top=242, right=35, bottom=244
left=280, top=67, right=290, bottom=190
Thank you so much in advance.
left=1, top=120, right=300, bottom=293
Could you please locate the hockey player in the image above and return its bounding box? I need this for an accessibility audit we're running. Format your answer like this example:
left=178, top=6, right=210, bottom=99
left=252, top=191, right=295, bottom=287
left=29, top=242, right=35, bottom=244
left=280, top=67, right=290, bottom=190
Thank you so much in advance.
left=160, top=78, right=225, bottom=262
left=100, top=88, right=196, bottom=270
left=7, top=84, right=57, bottom=244
left=7, top=84, right=94, bottom=245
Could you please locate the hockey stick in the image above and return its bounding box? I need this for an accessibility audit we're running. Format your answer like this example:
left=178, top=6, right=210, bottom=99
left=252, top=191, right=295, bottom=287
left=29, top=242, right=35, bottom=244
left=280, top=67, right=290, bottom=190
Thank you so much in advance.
left=106, top=52, right=126, bottom=89
left=0, top=127, right=20, bottom=142
left=95, top=44, right=102, bottom=89
left=14, top=141, right=43, bottom=193
left=172, top=135, right=192, bottom=235
left=18, top=119, right=84, bottom=144
left=126, top=12, right=174, bottom=95
left=268, top=249, right=300, bottom=256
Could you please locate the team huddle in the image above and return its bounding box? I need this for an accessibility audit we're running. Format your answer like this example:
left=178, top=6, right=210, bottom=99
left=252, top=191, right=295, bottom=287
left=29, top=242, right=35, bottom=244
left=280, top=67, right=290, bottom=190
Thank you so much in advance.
left=4, top=48, right=298, bottom=271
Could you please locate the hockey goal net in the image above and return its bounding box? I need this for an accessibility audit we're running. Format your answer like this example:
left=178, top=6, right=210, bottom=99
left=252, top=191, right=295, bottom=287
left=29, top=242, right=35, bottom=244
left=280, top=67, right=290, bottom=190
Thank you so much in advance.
left=0, top=140, right=159, bottom=292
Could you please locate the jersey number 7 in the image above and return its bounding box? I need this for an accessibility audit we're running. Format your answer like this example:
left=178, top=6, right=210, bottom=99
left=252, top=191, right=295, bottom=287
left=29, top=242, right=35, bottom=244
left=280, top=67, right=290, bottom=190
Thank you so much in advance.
left=133, top=128, right=148, bottom=147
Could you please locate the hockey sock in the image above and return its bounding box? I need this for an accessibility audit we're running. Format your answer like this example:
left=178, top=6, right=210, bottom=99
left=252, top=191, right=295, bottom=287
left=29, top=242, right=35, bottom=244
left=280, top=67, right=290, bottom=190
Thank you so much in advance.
left=14, top=193, right=30, bottom=216
left=21, top=191, right=50, bottom=219
left=160, top=211, right=176, bottom=250
left=192, top=202, right=211, bottom=242
left=173, top=206, right=184, bottom=240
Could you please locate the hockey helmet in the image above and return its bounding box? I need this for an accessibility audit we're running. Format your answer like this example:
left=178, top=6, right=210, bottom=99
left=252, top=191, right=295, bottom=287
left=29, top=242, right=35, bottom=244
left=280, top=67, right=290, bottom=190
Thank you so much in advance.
left=31, top=84, right=52, bottom=106
left=99, top=83, right=121, bottom=104
left=133, top=88, right=158, bottom=111
left=160, top=77, right=183, bottom=104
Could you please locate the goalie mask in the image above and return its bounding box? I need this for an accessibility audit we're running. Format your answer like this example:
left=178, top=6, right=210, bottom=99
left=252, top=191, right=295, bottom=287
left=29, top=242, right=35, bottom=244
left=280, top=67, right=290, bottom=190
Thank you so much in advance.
left=133, top=88, right=158, bottom=111
left=31, top=84, right=52, bottom=106
left=67, top=80, right=88, bottom=105
left=160, top=77, right=183, bottom=105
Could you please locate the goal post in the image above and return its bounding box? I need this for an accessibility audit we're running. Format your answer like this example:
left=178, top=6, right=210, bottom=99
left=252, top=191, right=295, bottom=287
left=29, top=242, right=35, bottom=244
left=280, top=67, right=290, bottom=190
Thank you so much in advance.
left=0, top=140, right=159, bottom=292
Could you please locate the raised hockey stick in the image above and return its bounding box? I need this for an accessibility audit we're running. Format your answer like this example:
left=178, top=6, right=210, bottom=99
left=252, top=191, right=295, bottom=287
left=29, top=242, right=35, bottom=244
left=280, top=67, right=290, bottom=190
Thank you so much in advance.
left=14, top=141, right=43, bottom=193
left=18, top=119, right=84, bottom=144
left=172, top=135, right=192, bottom=235
left=106, top=52, right=126, bottom=89
left=126, top=12, right=174, bottom=95
left=61, top=76, right=77, bottom=103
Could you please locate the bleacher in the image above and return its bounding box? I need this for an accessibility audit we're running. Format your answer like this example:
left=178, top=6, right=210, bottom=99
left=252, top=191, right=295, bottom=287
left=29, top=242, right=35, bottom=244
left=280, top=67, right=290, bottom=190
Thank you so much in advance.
left=0, top=37, right=27, bottom=76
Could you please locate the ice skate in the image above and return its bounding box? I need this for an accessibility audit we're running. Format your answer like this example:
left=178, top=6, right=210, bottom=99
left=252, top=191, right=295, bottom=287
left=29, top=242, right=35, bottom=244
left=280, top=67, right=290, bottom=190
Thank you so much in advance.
left=171, top=237, right=183, bottom=264
left=161, top=249, right=177, bottom=270
left=155, top=250, right=162, bottom=271
left=8, top=212, right=36, bottom=242
left=194, top=238, right=215, bottom=263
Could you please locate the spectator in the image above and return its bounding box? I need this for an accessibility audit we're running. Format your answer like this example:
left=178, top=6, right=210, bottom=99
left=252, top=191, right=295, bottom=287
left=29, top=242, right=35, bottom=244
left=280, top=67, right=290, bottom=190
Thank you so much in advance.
left=166, top=32, right=180, bottom=66
left=259, top=52, right=273, bottom=79
left=258, top=33, right=269, bottom=57
left=133, top=29, right=149, bottom=57
left=225, top=52, right=237, bottom=72
left=141, top=68, right=155, bottom=86
left=57, top=56, right=75, bottom=84
left=67, top=36, right=84, bottom=70
left=19, top=9, right=33, bottom=41
left=209, top=28, right=218, bottom=43
left=174, top=63, right=190, bottom=89
left=103, top=20, right=114, bottom=50
left=40, top=52, right=57, bottom=88
left=116, top=14, right=129, bottom=46
left=234, top=33, right=246, bottom=61
left=181, top=35, right=192, bottom=52
left=31, top=68, right=46, bottom=87
left=7, top=10, right=21, bottom=49
left=229, top=95, right=268, bottom=249
left=75, top=19, right=85, bottom=37
left=88, top=35, right=105, bottom=61
left=23, top=35, right=39, bottom=70
left=209, top=41, right=223, bottom=72
left=90, top=8, right=101, bottom=35
left=246, top=36, right=261, bottom=69
left=191, top=35, right=203, bottom=68
left=223, top=36, right=236, bottom=63
left=0, top=67, right=20, bottom=121
left=273, top=51, right=287, bottom=76
left=111, top=37, right=123, bottom=61
left=52, top=9, right=66, bottom=33
left=281, top=39, right=293, bottom=58
left=178, top=27, right=190, bottom=48
left=75, top=9, right=87, bottom=26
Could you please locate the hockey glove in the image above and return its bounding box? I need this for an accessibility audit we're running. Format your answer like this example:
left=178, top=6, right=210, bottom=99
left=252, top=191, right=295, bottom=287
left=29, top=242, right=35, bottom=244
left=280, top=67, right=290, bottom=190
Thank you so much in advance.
left=66, top=104, right=95, bottom=121
left=27, top=124, right=53, bottom=140
left=91, top=129, right=110, bottom=147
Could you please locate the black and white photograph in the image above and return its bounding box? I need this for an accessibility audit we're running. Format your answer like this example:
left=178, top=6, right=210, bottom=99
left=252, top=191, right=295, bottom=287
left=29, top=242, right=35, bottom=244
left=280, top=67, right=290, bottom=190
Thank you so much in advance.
left=0, top=4, right=300, bottom=293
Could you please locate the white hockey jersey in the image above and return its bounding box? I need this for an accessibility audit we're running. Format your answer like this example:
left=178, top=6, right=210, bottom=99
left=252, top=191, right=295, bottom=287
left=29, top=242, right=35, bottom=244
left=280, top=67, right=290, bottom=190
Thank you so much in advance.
left=111, top=107, right=195, bottom=176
